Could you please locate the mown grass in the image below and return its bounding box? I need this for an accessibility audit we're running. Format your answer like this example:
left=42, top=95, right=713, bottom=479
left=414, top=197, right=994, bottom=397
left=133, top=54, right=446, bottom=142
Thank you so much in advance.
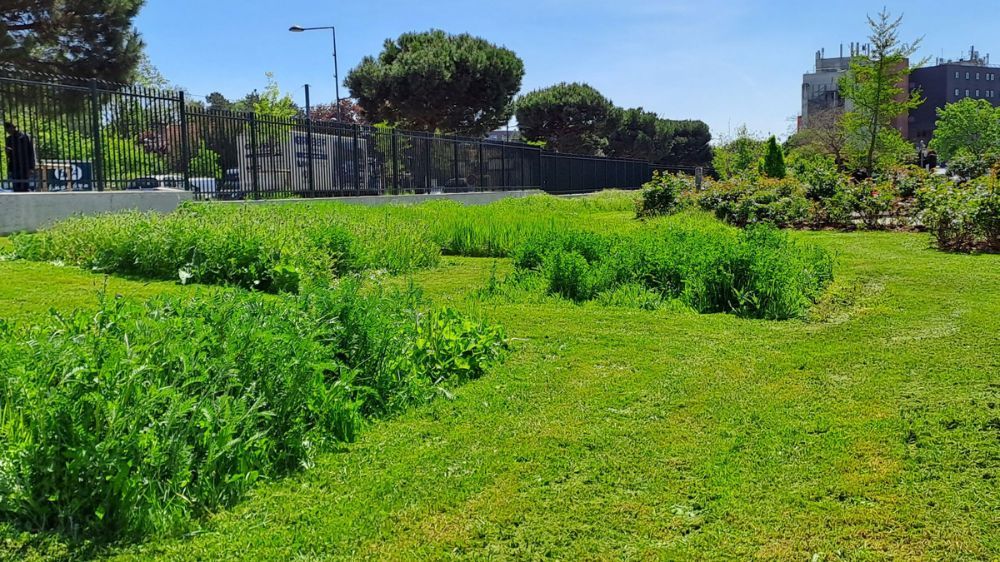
left=1, top=217, right=998, bottom=560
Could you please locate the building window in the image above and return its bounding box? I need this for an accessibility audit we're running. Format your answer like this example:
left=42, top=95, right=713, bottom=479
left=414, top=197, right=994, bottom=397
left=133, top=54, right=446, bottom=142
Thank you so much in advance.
left=956, top=71, right=961, bottom=79
left=977, top=72, right=981, bottom=80
left=967, top=72, right=971, bottom=79
left=966, top=89, right=971, bottom=97
left=976, top=90, right=981, bottom=97
left=955, top=88, right=961, bottom=97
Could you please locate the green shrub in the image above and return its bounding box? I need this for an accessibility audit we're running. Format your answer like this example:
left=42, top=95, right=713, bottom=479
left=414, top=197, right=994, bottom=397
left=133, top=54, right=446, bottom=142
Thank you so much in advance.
left=636, top=171, right=691, bottom=218
left=698, top=177, right=811, bottom=228
left=790, top=154, right=843, bottom=200
left=947, top=149, right=1000, bottom=182
left=917, top=173, right=1000, bottom=252
left=839, top=179, right=898, bottom=230
left=0, top=285, right=506, bottom=540
left=886, top=165, right=930, bottom=198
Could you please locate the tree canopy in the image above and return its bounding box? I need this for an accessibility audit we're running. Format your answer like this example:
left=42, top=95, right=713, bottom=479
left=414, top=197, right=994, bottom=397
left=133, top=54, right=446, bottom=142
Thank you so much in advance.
left=345, top=30, right=524, bottom=136
left=515, top=82, right=615, bottom=155
left=1, top=0, right=145, bottom=82
left=604, top=109, right=712, bottom=166
left=656, top=119, right=712, bottom=166
left=930, top=98, right=1000, bottom=161
left=838, top=9, right=922, bottom=173
left=606, top=107, right=659, bottom=160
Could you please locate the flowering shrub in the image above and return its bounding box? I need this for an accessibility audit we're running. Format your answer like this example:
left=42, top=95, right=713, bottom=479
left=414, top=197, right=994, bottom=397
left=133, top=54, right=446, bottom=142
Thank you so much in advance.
left=918, top=174, right=1000, bottom=252
left=636, top=171, right=693, bottom=218
left=696, top=177, right=811, bottom=228
left=839, top=179, right=898, bottom=229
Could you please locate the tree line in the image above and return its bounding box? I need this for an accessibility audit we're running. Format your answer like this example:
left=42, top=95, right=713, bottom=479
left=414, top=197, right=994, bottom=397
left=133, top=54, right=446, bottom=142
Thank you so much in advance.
left=1, top=4, right=712, bottom=167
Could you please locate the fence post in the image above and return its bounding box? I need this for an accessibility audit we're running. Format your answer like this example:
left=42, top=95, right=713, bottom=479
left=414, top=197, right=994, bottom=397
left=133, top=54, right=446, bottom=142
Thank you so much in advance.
left=391, top=129, right=400, bottom=195
left=453, top=140, right=460, bottom=190
left=425, top=136, right=432, bottom=193
left=478, top=142, right=485, bottom=191
left=248, top=112, right=260, bottom=199
left=500, top=142, right=506, bottom=189
left=89, top=80, right=105, bottom=191
left=353, top=124, right=361, bottom=196
left=304, top=84, right=315, bottom=197
left=520, top=149, right=526, bottom=190
left=179, top=90, right=191, bottom=192
left=695, top=167, right=704, bottom=189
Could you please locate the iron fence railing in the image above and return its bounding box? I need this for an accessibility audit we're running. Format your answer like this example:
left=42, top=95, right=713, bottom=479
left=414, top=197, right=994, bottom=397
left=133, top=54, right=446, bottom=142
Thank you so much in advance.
left=0, top=73, right=700, bottom=199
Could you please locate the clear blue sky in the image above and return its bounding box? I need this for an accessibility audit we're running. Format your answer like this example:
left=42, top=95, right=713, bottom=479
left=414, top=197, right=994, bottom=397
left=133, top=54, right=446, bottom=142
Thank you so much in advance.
left=136, top=0, right=997, bottom=141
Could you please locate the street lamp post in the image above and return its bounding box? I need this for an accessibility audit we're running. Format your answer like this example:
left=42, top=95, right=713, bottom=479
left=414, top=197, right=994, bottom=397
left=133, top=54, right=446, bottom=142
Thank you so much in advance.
left=289, top=24, right=341, bottom=121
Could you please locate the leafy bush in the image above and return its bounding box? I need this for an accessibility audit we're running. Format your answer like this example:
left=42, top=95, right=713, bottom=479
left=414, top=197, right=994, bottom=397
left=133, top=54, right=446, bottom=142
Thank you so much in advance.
left=697, top=177, right=811, bottom=228
left=512, top=213, right=833, bottom=319
left=947, top=149, right=1000, bottom=182
left=790, top=154, right=843, bottom=200
left=917, top=173, right=1000, bottom=252
left=885, top=165, right=930, bottom=198
left=839, top=179, right=898, bottom=229
left=0, top=285, right=506, bottom=540
left=636, top=171, right=691, bottom=218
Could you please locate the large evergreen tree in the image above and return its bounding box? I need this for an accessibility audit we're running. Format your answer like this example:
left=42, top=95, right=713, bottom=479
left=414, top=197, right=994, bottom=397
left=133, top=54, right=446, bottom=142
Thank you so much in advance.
left=346, top=30, right=524, bottom=136
left=656, top=119, right=713, bottom=166
left=1, top=0, right=145, bottom=82
left=515, top=83, right=615, bottom=155
left=606, top=107, right=659, bottom=160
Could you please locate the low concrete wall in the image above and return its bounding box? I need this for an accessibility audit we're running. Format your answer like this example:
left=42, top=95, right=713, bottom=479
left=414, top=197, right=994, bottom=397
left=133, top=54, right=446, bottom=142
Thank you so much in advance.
left=223, top=190, right=544, bottom=208
left=0, top=191, right=194, bottom=235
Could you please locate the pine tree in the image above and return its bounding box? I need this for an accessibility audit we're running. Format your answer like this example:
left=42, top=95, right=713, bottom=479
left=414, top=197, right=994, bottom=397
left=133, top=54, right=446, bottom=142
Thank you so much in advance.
left=762, top=136, right=787, bottom=179
left=1, top=1, right=146, bottom=82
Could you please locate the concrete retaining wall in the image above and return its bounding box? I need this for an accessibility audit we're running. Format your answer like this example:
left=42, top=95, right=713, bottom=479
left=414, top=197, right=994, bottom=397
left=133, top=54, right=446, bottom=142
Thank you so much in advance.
left=223, top=190, right=545, bottom=208
left=0, top=191, right=194, bottom=235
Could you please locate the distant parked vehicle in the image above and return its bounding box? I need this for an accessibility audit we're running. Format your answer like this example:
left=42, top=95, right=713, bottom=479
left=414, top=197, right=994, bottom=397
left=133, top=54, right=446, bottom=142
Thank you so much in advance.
left=188, top=177, right=217, bottom=197
left=124, top=175, right=187, bottom=191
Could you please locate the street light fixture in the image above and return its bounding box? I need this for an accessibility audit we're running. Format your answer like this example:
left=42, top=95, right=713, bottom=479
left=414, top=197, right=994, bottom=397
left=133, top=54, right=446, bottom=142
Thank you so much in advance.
left=289, top=24, right=341, bottom=121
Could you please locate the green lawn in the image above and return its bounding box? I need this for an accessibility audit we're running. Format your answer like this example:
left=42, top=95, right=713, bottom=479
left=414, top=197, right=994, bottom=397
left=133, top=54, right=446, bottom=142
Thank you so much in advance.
left=1, top=228, right=998, bottom=560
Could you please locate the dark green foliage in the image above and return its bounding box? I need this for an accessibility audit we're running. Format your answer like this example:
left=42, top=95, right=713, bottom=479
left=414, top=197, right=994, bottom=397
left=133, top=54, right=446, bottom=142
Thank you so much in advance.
left=656, top=119, right=713, bottom=166
left=515, top=83, right=615, bottom=155
left=345, top=30, right=524, bottom=136
left=636, top=171, right=690, bottom=218
left=0, top=1, right=145, bottom=83
left=762, top=136, right=787, bottom=179
left=512, top=215, right=833, bottom=319
left=0, top=285, right=507, bottom=540
left=606, top=107, right=659, bottom=161
left=606, top=111, right=713, bottom=167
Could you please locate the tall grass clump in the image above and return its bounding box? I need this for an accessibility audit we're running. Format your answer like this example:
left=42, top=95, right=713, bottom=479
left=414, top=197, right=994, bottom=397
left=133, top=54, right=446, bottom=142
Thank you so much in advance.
left=0, top=284, right=506, bottom=541
left=12, top=204, right=441, bottom=292
left=512, top=213, right=833, bottom=319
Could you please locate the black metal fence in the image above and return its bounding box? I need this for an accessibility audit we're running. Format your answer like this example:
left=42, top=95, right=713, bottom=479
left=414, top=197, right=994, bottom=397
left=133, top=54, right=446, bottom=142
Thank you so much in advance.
left=0, top=73, right=681, bottom=198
